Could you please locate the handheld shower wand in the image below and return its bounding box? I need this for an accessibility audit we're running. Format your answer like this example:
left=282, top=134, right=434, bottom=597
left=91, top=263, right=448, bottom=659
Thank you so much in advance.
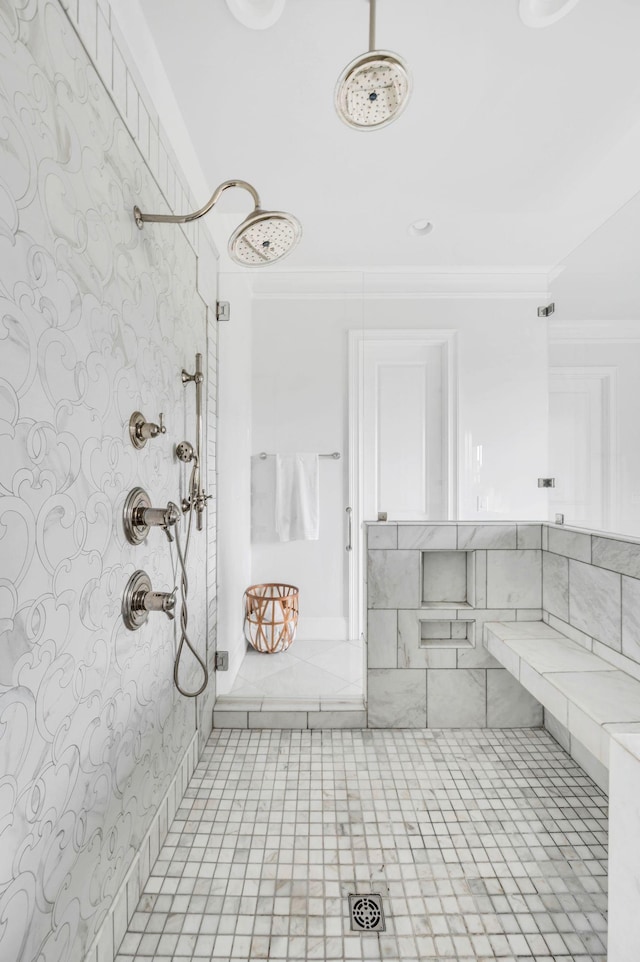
left=167, top=352, right=211, bottom=698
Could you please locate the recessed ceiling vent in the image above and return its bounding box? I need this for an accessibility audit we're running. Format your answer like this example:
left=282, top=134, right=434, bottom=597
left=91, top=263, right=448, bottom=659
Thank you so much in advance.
left=519, top=0, right=581, bottom=28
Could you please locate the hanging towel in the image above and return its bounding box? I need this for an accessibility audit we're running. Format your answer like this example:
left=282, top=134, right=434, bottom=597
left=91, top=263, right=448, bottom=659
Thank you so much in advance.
left=275, top=453, right=320, bottom=541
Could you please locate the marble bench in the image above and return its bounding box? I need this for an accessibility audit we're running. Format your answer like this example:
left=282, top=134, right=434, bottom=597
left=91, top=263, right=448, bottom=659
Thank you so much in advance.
left=483, top=620, right=640, bottom=777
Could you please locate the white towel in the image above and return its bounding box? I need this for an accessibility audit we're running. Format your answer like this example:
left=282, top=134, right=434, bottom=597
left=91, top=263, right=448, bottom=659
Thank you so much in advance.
left=275, top=453, right=319, bottom=541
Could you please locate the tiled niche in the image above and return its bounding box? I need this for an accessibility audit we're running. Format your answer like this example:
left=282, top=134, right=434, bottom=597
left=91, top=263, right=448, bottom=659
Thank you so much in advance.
left=420, top=618, right=475, bottom=647
left=422, top=550, right=474, bottom=606
left=367, top=523, right=544, bottom=729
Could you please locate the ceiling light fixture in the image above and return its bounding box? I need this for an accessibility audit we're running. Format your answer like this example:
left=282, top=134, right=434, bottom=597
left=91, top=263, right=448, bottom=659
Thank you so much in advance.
left=335, top=0, right=411, bottom=131
left=519, top=0, right=581, bottom=28
left=225, top=0, right=286, bottom=30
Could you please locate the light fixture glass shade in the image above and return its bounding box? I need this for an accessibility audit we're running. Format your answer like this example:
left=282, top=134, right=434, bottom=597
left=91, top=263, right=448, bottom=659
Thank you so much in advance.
left=335, top=51, right=411, bottom=130
left=225, top=0, right=286, bottom=30
left=519, top=0, right=581, bottom=28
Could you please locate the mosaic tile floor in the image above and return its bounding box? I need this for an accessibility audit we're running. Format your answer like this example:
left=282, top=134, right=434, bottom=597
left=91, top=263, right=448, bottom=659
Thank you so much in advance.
left=116, top=728, right=608, bottom=962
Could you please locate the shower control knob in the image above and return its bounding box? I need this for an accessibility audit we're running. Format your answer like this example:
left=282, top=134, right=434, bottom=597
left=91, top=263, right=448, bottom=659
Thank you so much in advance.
left=123, top=488, right=180, bottom=544
left=143, top=589, right=176, bottom=620
left=122, top=571, right=176, bottom=631
left=129, top=411, right=166, bottom=449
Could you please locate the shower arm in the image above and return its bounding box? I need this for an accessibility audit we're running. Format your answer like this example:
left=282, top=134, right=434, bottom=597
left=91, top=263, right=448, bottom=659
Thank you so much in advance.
left=134, top=179, right=261, bottom=228
left=369, top=0, right=376, bottom=51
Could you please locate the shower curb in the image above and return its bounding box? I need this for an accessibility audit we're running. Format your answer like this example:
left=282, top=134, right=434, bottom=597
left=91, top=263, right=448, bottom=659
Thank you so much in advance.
left=213, top=702, right=367, bottom=729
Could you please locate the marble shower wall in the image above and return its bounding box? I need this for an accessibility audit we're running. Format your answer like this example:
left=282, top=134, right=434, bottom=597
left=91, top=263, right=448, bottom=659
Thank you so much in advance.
left=367, top=521, right=640, bottom=731
left=366, top=523, right=544, bottom=728
left=542, top=525, right=640, bottom=680
left=0, top=2, right=217, bottom=962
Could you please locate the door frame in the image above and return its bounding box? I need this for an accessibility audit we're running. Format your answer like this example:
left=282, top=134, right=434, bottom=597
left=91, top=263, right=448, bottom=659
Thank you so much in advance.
left=348, top=329, right=458, bottom=640
left=549, top=366, right=618, bottom=530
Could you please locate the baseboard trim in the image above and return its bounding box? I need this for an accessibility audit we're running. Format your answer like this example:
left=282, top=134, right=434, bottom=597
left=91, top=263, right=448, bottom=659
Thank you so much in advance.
left=83, top=730, right=199, bottom=962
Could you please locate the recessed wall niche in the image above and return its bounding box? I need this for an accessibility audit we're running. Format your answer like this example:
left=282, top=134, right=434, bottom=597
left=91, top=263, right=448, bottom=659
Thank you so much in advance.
left=422, top=550, right=475, bottom=607
left=420, top=619, right=475, bottom=649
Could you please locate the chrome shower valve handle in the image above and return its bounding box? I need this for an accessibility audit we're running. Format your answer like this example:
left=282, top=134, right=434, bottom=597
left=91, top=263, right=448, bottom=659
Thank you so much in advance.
left=129, top=411, right=166, bottom=449
left=143, top=587, right=177, bottom=620
left=181, top=489, right=211, bottom=516
left=122, top=571, right=176, bottom=630
left=123, top=488, right=180, bottom=545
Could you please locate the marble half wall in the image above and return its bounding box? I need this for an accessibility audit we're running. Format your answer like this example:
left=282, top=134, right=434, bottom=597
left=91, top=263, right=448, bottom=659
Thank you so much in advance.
left=366, top=523, right=544, bottom=729
left=0, top=2, right=218, bottom=962
left=365, top=520, right=640, bottom=750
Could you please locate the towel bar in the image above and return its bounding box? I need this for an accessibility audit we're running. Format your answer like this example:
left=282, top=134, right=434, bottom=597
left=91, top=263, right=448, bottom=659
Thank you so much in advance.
left=258, top=451, right=340, bottom=460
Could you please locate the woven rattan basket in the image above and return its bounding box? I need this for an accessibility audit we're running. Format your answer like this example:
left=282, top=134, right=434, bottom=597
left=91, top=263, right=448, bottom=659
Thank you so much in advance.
left=244, top=583, right=299, bottom=654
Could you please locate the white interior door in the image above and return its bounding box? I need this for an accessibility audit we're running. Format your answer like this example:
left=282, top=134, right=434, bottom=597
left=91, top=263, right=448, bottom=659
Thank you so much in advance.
left=348, top=330, right=457, bottom=637
left=549, top=368, right=614, bottom=528
left=362, top=340, right=448, bottom=520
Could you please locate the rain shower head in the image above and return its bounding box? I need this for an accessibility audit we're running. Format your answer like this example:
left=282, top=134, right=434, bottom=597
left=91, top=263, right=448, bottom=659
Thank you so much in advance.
left=133, top=179, right=301, bottom=267
left=229, top=208, right=302, bottom=266
left=335, top=0, right=411, bottom=130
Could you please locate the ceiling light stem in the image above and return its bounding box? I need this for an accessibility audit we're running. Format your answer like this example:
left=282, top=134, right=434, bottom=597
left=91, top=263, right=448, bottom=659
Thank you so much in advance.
left=368, top=0, right=376, bottom=51
left=134, top=179, right=261, bottom=227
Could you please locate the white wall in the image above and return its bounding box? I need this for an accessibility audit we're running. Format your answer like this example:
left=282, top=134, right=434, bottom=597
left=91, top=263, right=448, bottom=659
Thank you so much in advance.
left=249, top=288, right=549, bottom=638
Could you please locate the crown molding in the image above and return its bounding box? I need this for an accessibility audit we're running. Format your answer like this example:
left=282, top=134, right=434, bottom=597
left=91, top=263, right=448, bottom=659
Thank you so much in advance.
left=244, top=268, right=551, bottom=299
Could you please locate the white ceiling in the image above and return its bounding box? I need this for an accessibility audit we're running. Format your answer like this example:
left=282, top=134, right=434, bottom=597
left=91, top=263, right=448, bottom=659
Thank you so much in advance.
left=139, top=0, right=640, bottom=272
left=551, top=189, right=640, bottom=319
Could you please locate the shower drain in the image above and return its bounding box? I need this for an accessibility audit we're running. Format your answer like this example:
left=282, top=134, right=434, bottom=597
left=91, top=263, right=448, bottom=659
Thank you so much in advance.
left=348, top=893, right=386, bottom=932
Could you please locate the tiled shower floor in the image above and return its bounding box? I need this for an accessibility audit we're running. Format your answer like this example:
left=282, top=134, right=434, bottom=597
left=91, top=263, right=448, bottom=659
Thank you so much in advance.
left=116, top=728, right=608, bottom=962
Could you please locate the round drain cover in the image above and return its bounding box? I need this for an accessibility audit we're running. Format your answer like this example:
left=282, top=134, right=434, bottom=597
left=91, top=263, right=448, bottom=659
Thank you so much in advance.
left=351, top=896, right=382, bottom=930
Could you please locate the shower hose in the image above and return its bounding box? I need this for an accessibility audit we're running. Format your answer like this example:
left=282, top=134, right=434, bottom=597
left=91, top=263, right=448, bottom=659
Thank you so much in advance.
left=168, top=462, right=208, bottom=698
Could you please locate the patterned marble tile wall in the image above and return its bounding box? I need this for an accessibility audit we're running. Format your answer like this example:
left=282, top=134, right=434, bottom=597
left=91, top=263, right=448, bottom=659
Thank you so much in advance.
left=0, top=2, right=217, bottom=961
left=542, top=525, right=640, bottom=682
left=366, top=523, right=544, bottom=728
left=59, top=0, right=201, bottom=256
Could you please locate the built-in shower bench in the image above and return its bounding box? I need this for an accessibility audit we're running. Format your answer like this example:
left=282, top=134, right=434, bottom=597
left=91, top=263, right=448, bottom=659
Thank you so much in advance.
left=483, top=620, right=640, bottom=773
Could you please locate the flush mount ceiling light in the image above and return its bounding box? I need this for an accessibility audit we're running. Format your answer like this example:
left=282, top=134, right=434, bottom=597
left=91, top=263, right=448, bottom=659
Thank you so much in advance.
left=335, top=0, right=411, bottom=131
left=133, top=179, right=301, bottom=267
left=519, top=0, right=581, bottom=28
left=225, top=0, right=286, bottom=30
